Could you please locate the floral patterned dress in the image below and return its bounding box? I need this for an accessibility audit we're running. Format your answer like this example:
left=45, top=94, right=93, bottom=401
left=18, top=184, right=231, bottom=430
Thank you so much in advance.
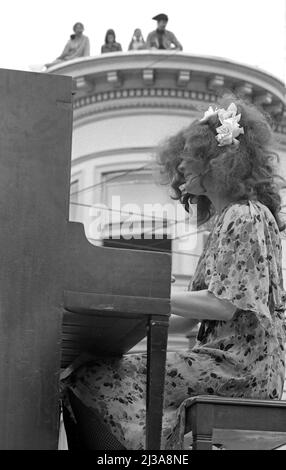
left=61, top=200, right=286, bottom=450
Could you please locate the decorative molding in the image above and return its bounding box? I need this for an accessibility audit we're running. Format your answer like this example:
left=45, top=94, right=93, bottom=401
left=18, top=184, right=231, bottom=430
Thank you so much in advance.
left=254, top=92, right=273, bottom=106
left=177, top=70, right=191, bottom=87
left=142, top=69, right=154, bottom=85
left=235, top=82, right=253, bottom=96
left=75, top=76, right=93, bottom=92
left=207, top=74, right=224, bottom=90
left=72, top=88, right=218, bottom=127
left=73, top=87, right=217, bottom=110
left=106, top=71, right=121, bottom=87
left=47, top=52, right=286, bottom=107
left=71, top=87, right=286, bottom=135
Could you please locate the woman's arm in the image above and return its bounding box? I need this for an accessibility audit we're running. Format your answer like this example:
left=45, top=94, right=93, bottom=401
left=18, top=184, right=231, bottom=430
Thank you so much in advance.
left=171, top=289, right=236, bottom=321
left=168, top=314, right=199, bottom=335
left=170, top=33, right=183, bottom=50
left=57, top=40, right=71, bottom=60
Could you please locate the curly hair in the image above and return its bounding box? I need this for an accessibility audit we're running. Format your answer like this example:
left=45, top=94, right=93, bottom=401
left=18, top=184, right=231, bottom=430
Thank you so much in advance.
left=156, top=97, right=286, bottom=230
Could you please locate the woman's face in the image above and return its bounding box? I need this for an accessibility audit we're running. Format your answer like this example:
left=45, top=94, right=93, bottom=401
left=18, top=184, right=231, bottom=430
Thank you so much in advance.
left=178, top=160, right=207, bottom=196
left=74, top=24, right=84, bottom=35
left=107, top=34, right=115, bottom=43
left=134, top=29, right=141, bottom=39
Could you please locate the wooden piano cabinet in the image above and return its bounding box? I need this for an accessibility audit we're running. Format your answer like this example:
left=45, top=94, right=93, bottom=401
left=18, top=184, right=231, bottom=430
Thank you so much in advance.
left=0, top=69, right=172, bottom=450
left=0, top=69, right=73, bottom=449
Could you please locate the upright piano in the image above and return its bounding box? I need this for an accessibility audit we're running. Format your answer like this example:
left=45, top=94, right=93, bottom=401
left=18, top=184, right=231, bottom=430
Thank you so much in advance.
left=0, top=68, right=171, bottom=449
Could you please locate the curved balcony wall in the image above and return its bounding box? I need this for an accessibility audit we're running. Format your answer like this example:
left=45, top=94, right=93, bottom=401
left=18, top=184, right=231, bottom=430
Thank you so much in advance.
left=47, top=51, right=286, bottom=181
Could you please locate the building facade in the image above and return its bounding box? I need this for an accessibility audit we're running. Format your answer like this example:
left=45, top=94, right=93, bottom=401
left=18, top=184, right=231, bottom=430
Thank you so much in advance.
left=47, top=51, right=286, bottom=359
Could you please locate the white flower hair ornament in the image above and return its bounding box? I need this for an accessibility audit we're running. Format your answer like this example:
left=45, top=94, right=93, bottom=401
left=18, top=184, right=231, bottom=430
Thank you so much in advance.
left=200, top=103, right=244, bottom=147
left=199, top=106, right=219, bottom=123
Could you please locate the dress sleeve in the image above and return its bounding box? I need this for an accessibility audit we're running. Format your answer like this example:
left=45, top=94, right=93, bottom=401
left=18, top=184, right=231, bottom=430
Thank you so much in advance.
left=83, top=37, right=90, bottom=56
left=68, top=37, right=90, bottom=59
left=205, top=203, right=279, bottom=329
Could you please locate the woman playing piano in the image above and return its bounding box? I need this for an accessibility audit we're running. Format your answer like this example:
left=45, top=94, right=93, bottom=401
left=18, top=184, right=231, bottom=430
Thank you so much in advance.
left=61, top=98, right=286, bottom=449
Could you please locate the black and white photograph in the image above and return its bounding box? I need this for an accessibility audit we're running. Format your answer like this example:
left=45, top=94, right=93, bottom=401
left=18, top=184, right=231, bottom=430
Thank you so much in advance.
left=0, top=0, right=286, bottom=454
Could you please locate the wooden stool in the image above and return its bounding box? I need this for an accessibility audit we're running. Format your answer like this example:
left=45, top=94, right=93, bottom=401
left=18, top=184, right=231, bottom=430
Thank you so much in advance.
left=185, top=395, right=286, bottom=450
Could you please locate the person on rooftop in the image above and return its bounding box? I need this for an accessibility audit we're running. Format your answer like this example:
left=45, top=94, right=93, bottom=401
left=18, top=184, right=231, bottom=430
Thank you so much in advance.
left=101, top=29, right=122, bottom=53
left=45, top=22, right=90, bottom=68
left=128, top=28, right=146, bottom=50
left=146, top=13, right=183, bottom=51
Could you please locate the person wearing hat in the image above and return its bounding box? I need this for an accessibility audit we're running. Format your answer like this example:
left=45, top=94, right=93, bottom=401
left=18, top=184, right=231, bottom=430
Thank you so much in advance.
left=146, top=14, right=183, bottom=51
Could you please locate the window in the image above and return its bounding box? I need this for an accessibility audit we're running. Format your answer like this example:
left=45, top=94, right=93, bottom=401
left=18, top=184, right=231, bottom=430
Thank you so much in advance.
left=101, top=170, right=172, bottom=253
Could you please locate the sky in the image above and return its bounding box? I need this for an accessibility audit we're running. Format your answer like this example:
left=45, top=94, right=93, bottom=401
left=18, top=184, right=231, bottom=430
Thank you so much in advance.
left=1, top=0, right=286, bottom=81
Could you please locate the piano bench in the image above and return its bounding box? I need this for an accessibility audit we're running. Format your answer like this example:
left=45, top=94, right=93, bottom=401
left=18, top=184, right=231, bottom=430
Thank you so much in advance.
left=184, top=395, right=286, bottom=450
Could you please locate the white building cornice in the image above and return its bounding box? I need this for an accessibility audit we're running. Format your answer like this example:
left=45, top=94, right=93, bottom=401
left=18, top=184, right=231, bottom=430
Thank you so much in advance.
left=47, top=51, right=285, bottom=101
left=47, top=52, right=286, bottom=138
